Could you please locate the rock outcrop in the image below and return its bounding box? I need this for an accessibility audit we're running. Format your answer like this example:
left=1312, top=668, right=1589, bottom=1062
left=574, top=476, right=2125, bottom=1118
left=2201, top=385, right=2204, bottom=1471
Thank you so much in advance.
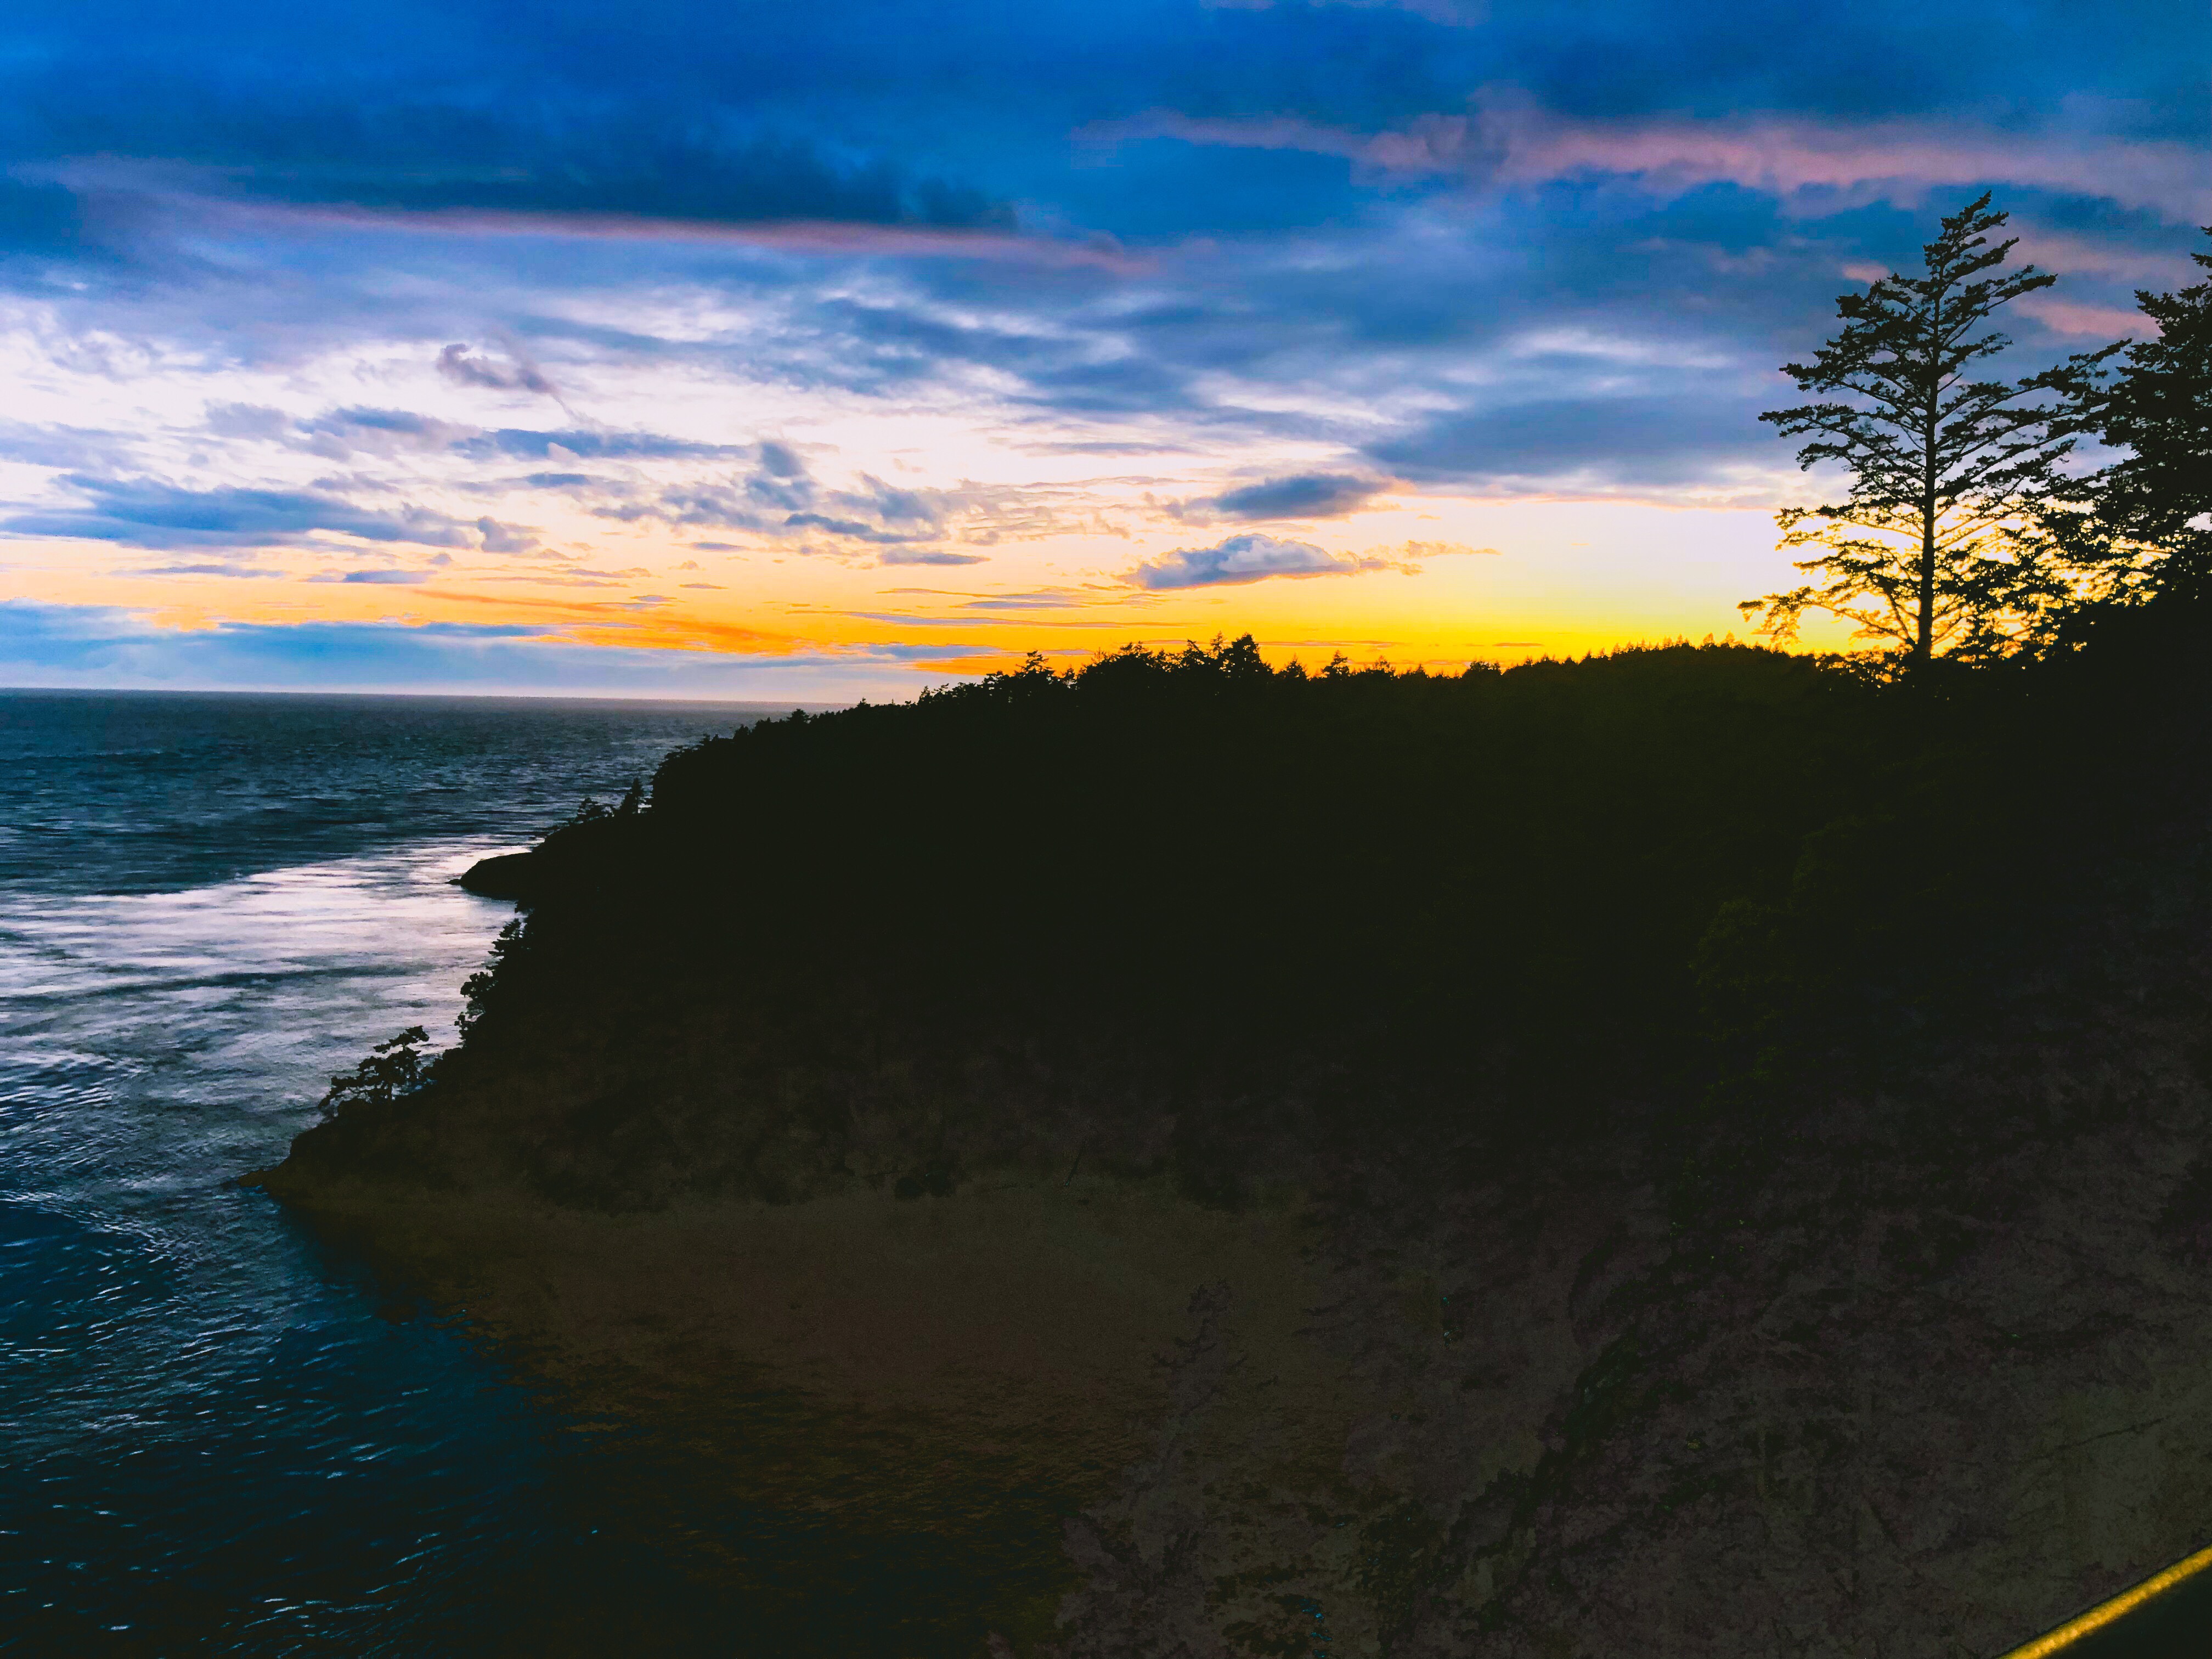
left=453, top=850, right=542, bottom=900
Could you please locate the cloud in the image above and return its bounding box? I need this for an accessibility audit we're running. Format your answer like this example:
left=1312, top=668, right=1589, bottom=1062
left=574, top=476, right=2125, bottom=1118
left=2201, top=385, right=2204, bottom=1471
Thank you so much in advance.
left=593, top=486, right=764, bottom=532
left=877, top=548, right=989, bottom=566
left=756, top=441, right=807, bottom=479
left=1367, top=391, right=1769, bottom=494
left=960, top=590, right=1098, bottom=610
left=343, top=125, right=1014, bottom=233
left=140, top=562, right=288, bottom=579
left=312, top=568, right=436, bottom=584
left=437, top=343, right=559, bottom=398
left=594, top=454, right=1012, bottom=552
left=1128, top=532, right=1401, bottom=589
left=1107, top=103, right=2211, bottom=222
left=291, top=405, right=474, bottom=457
left=202, top=403, right=294, bottom=441
left=839, top=611, right=1132, bottom=628
left=26, top=97, right=1020, bottom=239
left=475, top=516, right=540, bottom=554
left=784, top=513, right=932, bottom=544
left=1396, top=539, right=1499, bottom=560
left=0, top=476, right=481, bottom=551
left=1194, top=472, right=1392, bottom=521
left=0, top=420, right=132, bottom=472
left=2015, top=295, right=2149, bottom=339
left=456, top=428, right=755, bottom=462
left=1484, top=112, right=2209, bottom=221
left=839, top=475, right=939, bottom=526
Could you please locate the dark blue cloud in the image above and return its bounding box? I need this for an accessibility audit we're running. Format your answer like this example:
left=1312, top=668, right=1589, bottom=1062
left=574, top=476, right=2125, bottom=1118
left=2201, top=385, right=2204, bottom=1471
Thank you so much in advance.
left=456, top=429, right=755, bottom=463
left=783, top=514, right=931, bottom=545
left=1129, top=532, right=1395, bottom=589
left=755, top=442, right=806, bottom=479
left=1368, top=391, right=1767, bottom=490
left=0, top=420, right=131, bottom=471
left=436, top=344, right=558, bottom=397
left=8, top=80, right=1017, bottom=233
left=0, top=477, right=478, bottom=551
left=1206, top=473, right=1389, bottom=520
left=303, top=407, right=448, bottom=437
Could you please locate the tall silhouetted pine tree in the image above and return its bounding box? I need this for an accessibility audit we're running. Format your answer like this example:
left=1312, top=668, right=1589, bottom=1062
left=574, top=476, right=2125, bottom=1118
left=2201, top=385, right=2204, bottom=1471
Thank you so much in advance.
left=1743, top=194, right=2100, bottom=667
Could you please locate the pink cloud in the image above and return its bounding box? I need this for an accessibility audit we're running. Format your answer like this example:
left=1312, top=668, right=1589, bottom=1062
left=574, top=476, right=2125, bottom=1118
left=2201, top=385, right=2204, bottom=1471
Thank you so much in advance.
left=1092, top=103, right=2210, bottom=223
left=2015, top=294, right=2156, bottom=339
left=2007, top=230, right=2202, bottom=285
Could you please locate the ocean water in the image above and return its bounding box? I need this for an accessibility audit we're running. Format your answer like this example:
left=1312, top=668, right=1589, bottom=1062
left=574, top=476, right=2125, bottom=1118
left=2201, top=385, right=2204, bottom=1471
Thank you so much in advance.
left=0, top=691, right=799, bottom=1656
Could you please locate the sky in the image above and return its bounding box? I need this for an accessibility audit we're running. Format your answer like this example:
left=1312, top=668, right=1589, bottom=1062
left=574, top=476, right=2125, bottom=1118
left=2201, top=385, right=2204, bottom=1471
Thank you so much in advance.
left=0, top=0, right=2203, bottom=699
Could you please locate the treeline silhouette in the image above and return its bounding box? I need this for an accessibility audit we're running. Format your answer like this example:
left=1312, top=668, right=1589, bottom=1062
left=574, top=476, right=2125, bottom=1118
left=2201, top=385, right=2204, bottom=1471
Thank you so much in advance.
left=289, top=599, right=2212, bottom=1211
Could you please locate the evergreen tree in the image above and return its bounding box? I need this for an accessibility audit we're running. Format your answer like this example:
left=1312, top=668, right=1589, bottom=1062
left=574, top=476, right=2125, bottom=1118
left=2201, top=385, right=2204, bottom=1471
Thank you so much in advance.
left=2044, top=228, right=2212, bottom=602
left=1742, top=194, right=2102, bottom=667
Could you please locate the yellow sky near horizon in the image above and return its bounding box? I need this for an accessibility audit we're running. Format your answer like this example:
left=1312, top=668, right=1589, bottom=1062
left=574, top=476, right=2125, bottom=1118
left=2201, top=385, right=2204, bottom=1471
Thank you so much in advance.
left=0, top=487, right=1862, bottom=691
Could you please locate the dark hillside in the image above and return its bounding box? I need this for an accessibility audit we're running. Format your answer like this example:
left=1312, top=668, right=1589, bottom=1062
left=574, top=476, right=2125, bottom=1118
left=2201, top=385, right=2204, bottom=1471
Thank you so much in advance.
left=262, top=610, right=2212, bottom=1657
left=281, top=619, right=2212, bottom=1210
left=281, top=637, right=1899, bottom=1206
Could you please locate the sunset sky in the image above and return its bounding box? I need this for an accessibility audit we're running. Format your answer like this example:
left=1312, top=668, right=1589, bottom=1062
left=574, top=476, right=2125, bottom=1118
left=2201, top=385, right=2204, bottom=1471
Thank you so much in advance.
left=0, top=0, right=2203, bottom=698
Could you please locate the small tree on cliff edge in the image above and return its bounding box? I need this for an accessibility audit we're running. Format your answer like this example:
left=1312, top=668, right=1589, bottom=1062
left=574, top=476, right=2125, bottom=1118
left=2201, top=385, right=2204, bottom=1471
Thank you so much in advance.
left=1742, top=194, right=2107, bottom=668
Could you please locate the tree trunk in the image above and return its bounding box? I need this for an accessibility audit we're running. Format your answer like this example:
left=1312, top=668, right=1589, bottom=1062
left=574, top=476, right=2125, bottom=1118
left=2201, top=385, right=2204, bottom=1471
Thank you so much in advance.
left=1918, top=365, right=1939, bottom=668
left=1918, top=512, right=1936, bottom=666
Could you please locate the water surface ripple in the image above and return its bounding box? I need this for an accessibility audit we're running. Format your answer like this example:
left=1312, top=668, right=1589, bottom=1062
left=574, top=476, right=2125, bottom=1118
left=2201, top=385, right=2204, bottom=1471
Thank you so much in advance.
left=0, top=691, right=777, bottom=1655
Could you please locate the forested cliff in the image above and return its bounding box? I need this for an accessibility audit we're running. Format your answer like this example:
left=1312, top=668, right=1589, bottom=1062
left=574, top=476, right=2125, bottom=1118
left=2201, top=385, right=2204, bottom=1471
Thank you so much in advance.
left=262, top=607, right=2212, bottom=1655
left=279, top=612, right=2205, bottom=1206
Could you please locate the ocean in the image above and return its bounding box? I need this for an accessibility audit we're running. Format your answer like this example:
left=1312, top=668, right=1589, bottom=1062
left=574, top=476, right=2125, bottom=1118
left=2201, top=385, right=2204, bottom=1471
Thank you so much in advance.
left=0, top=690, right=797, bottom=1655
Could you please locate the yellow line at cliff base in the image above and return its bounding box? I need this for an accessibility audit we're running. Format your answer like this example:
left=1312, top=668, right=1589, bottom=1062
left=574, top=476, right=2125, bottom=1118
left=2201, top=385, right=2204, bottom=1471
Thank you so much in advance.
left=1997, top=1541, right=2212, bottom=1657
